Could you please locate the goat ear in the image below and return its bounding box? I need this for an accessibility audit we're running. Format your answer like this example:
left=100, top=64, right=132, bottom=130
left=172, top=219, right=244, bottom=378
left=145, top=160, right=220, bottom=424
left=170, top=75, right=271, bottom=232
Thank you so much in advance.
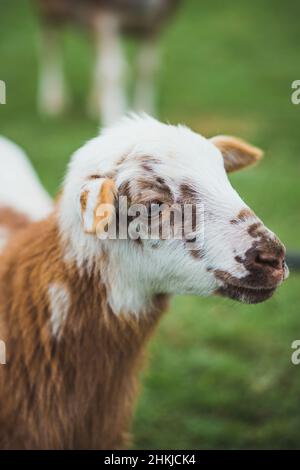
left=79, top=178, right=117, bottom=234
left=210, top=135, right=263, bottom=173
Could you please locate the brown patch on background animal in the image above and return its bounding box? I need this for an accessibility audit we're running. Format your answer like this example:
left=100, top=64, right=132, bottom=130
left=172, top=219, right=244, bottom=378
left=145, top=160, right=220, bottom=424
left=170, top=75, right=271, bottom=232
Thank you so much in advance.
left=36, top=0, right=181, bottom=39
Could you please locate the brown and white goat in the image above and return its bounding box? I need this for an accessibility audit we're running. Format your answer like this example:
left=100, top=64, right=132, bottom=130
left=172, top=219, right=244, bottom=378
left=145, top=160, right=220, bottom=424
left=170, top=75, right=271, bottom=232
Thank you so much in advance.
left=35, top=0, right=181, bottom=124
left=0, top=116, right=288, bottom=449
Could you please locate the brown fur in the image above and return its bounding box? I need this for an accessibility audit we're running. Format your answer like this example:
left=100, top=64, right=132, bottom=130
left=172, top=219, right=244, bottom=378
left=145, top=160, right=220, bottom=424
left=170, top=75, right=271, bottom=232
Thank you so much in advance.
left=178, top=182, right=202, bottom=259
left=211, top=135, right=263, bottom=173
left=0, top=206, right=31, bottom=232
left=230, top=208, right=255, bottom=225
left=179, top=182, right=199, bottom=204
left=189, top=248, right=204, bottom=260
left=94, top=178, right=117, bottom=233
left=0, top=212, right=168, bottom=449
left=36, top=0, right=181, bottom=38
left=119, top=176, right=203, bottom=256
left=0, top=207, right=31, bottom=254
left=215, top=237, right=285, bottom=291
left=80, top=190, right=89, bottom=212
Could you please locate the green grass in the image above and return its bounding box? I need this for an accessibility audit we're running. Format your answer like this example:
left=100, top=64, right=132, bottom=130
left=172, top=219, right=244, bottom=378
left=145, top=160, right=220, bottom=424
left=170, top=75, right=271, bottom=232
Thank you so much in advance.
left=0, top=0, right=300, bottom=449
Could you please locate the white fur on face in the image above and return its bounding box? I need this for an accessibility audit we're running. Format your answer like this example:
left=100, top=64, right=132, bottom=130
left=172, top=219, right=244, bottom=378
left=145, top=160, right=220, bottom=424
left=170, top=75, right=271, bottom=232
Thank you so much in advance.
left=0, top=137, right=53, bottom=221
left=58, top=115, right=274, bottom=315
left=48, top=283, right=70, bottom=338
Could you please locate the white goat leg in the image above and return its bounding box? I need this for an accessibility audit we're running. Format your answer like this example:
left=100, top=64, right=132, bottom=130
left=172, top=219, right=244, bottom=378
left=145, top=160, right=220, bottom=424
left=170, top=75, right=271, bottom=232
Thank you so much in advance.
left=37, top=26, right=68, bottom=116
left=89, top=13, right=127, bottom=126
left=134, top=39, right=160, bottom=117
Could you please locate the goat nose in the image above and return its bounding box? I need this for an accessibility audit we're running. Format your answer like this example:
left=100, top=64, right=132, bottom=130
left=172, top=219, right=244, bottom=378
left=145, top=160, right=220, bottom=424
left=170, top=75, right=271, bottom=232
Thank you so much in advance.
left=252, top=244, right=286, bottom=280
left=254, top=252, right=284, bottom=271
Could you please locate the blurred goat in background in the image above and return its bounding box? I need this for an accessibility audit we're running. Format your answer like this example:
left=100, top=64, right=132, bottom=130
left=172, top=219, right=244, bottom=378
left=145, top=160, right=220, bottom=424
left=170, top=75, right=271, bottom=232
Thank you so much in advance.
left=35, top=0, right=181, bottom=125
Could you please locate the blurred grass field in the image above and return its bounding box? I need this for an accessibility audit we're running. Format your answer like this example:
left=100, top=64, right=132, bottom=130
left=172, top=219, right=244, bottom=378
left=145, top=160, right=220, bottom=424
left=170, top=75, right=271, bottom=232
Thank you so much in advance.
left=0, top=0, right=300, bottom=449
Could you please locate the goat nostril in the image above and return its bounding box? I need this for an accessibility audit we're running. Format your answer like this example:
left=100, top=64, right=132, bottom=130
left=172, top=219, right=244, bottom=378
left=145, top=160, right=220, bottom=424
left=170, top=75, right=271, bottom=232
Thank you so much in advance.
left=255, top=253, right=281, bottom=270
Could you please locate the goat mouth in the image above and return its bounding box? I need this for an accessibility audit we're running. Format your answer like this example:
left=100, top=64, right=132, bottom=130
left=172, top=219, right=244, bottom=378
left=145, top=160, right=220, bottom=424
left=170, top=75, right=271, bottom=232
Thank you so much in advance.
left=216, top=282, right=277, bottom=304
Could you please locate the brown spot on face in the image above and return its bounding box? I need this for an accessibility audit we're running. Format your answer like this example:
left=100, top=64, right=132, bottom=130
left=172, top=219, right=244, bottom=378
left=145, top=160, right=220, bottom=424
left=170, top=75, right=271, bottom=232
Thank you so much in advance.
left=188, top=248, right=204, bottom=260
left=118, top=176, right=175, bottom=242
left=178, top=181, right=200, bottom=241
left=139, top=156, right=161, bottom=175
left=141, top=162, right=154, bottom=173
left=230, top=208, right=254, bottom=225
left=88, top=174, right=101, bottom=180
left=238, top=208, right=254, bottom=221
left=154, top=177, right=173, bottom=201
left=248, top=222, right=263, bottom=238
left=139, top=156, right=160, bottom=166
left=38, top=0, right=181, bottom=39
left=134, top=178, right=173, bottom=205
left=177, top=182, right=202, bottom=258
left=120, top=177, right=201, bottom=246
left=119, top=181, right=132, bottom=201
left=179, top=183, right=199, bottom=204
